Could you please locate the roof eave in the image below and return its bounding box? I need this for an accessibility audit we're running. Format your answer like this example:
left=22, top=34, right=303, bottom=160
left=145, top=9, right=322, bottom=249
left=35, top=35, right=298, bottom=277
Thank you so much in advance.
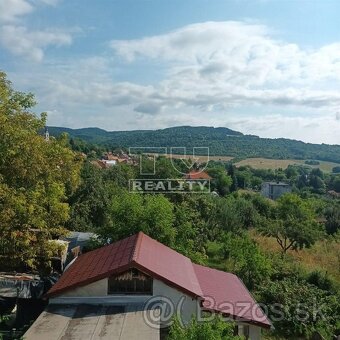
left=201, top=306, right=272, bottom=330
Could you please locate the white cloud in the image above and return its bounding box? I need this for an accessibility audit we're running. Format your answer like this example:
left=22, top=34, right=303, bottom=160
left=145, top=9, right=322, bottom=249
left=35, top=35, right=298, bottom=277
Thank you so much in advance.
left=0, top=0, right=33, bottom=22
left=7, top=20, right=340, bottom=144
left=0, top=25, right=72, bottom=62
left=224, top=113, right=340, bottom=145
left=36, top=0, right=60, bottom=6
left=108, top=21, right=340, bottom=122
left=0, top=0, right=72, bottom=62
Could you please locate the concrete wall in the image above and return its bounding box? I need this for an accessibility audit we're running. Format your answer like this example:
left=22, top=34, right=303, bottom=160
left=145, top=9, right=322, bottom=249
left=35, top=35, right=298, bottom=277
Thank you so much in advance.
left=60, top=278, right=107, bottom=297
left=261, top=182, right=291, bottom=200
left=152, top=278, right=200, bottom=325
left=249, top=325, right=261, bottom=340
left=237, top=323, right=261, bottom=340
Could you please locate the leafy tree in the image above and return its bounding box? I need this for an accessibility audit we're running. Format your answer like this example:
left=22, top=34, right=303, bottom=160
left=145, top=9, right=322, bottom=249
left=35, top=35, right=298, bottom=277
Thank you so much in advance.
left=168, top=315, right=243, bottom=340
left=260, top=193, right=323, bottom=253
left=226, top=163, right=238, bottom=192
left=235, top=170, right=251, bottom=189
left=309, top=175, right=326, bottom=193
left=250, top=194, right=273, bottom=219
left=285, top=165, right=299, bottom=179
left=103, top=163, right=136, bottom=187
left=329, top=175, right=340, bottom=192
left=324, top=204, right=340, bottom=235
left=100, top=189, right=176, bottom=246
left=173, top=199, right=208, bottom=262
left=257, top=278, right=340, bottom=339
left=220, top=232, right=272, bottom=289
left=207, top=168, right=232, bottom=196
left=67, top=162, right=111, bottom=231
left=0, top=71, right=82, bottom=272
left=311, top=168, right=324, bottom=179
left=211, top=195, right=262, bottom=234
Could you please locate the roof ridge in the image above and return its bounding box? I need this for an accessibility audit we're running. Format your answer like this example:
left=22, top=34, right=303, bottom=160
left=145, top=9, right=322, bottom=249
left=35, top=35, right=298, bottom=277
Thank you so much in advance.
left=131, top=231, right=144, bottom=262
left=193, top=262, right=237, bottom=277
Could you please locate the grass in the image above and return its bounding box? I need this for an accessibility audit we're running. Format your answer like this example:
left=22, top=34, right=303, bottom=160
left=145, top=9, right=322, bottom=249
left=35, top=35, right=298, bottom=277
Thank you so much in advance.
left=250, top=230, right=340, bottom=283
left=235, top=158, right=340, bottom=172
left=150, top=153, right=340, bottom=172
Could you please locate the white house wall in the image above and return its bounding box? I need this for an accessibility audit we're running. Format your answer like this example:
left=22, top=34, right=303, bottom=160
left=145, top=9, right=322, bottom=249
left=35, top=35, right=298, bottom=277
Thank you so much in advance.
left=152, top=278, right=200, bottom=325
left=59, top=278, right=108, bottom=297
left=51, top=277, right=262, bottom=339
left=55, top=278, right=199, bottom=325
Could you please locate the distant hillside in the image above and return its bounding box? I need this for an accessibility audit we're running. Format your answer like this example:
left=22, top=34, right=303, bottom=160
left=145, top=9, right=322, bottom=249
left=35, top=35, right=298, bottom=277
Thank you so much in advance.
left=49, top=126, right=340, bottom=164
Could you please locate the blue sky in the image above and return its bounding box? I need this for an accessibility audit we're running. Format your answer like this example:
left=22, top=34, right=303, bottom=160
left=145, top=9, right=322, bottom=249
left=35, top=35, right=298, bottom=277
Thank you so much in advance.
left=1, top=0, right=340, bottom=144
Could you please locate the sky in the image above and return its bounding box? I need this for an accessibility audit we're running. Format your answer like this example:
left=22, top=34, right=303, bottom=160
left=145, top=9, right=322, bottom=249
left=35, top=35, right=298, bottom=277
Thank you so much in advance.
left=1, top=0, right=340, bottom=144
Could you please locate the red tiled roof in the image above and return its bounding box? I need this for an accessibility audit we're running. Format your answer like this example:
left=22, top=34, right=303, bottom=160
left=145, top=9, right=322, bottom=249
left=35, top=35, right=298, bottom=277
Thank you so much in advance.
left=46, top=232, right=271, bottom=329
left=46, top=232, right=202, bottom=299
left=193, top=264, right=271, bottom=328
left=134, top=233, right=202, bottom=297
left=185, top=171, right=212, bottom=180
left=46, top=234, right=138, bottom=297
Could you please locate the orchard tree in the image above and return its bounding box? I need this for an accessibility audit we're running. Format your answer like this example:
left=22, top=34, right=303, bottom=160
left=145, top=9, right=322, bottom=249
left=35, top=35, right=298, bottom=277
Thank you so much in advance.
left=261, top=193, right=323, bottom=253
left=0, top=71, right=82, bottom=272
left=324, top=204, right=340, bottom=235
left=220, top=232, right=272, bottom=290
left=100, top=189, right=176, bottom=246
left=207, top=167, right=232, bottom=196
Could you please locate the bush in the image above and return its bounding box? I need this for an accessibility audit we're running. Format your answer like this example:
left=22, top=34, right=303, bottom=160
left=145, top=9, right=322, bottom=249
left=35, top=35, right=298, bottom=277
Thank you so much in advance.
left=332, top=166, right=340, bottom=174
left=305, top=160, right=320, bottom=165
left=257, top=278, right=340, bottom=339
left=168, top=315, right=243, bottom=340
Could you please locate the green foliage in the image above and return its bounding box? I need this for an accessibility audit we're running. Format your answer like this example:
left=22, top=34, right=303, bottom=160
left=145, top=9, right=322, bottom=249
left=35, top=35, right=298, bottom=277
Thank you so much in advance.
left=67, top=162, right=112, bottom=231
left=172, top=197, right=209, bottom=262
left=323, top=204, right=340, bottom=235
left=99, top=189, right=176, bottom=246
left=207, top=167, right=232, bottom=196
left=49, top=125, right=340, bottom=163
left=219, top=232, right=272, bottom=289
left=306, top=270, right=337, bottom=293
left=260, top=193, right=323, bottom=253
left=0, top=71, right=82, bottom=272
left=257, top=278, right=340, bottom=339
left=329, top=175, right=340, bottom=192
left=332, top=166, right=340, bottom=174
left=210, top=195, right=262, bottom=235
left=305, top=160, right=320, bottom=165
left=168, top=315, right=243, bottom=340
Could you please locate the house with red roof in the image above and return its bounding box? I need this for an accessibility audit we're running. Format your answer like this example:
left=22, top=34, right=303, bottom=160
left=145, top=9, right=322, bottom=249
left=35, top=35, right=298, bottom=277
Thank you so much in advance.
left=184, top=170, right=212, bottom=180
left=25, top=232, right=271, bottom=340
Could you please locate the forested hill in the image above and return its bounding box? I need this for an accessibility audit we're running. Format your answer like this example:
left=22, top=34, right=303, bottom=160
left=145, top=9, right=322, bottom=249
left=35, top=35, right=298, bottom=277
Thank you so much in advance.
left=49, top=125, right=340, bottom=163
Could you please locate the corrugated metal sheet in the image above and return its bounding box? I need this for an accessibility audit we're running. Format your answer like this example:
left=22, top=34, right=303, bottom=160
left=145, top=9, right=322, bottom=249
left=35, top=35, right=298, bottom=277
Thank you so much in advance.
left=46, top=232, right=202, bottom=298
left=193, top=264, right=271, bottom=328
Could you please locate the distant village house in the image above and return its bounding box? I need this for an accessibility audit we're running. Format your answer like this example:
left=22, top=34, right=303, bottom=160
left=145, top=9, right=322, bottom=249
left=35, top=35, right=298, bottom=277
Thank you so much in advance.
left=261, top=181, right=292, bottom=200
